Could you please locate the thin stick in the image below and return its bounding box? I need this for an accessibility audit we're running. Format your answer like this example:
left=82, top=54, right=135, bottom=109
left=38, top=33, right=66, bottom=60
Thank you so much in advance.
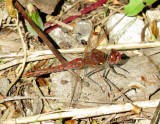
left=0, top=42, right=160, bottom=70
left=0, top=55, right=55, bottom=70
left=0, top=96, right=62, bottom=104
left=54, top=20, right=73, bottom=30
left=2, top=99, right=159, bottom=124
left=1, top=42, right=160, bottom=59
left=150, top=101, right=160, bottom=124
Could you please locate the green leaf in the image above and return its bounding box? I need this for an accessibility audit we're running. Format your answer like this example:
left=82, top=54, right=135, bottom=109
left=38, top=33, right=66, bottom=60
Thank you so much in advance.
left=151, top=34, right=157, bottom=41
left=0, top=59, right=3, bottom=64
left=104, top=0, right=112, bottom=17
left=124, top=0, right=158, bottom=16
left=124, top=0, right=145, bottom=16
left=92, top=120, right=98, bottom=124
left=30, top=11, right=44, bottom=31
left=25, top=3, right=44, bottom=36
left=145, top=0, right=158, bottom=6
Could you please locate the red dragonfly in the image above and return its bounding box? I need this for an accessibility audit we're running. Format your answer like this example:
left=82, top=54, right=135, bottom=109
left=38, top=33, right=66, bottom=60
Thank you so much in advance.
left=23, top=12, right=127, bottom=78
left=23, top=49, right=122, bottom=77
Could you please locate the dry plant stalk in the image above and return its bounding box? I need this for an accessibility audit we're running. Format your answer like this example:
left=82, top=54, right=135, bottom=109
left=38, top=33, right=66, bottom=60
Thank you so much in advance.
left=0, top=42, right=160, bottom=71
left=1, top=42, right=160, bottom=59
left=2, top=99, right=159, bottom=124
left=0, top=96, right=61, bottom=104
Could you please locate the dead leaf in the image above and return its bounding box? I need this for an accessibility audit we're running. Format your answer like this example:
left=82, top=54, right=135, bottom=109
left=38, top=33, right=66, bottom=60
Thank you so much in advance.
left=36, top=78, right=49, bottom=87
left=128, top=82, right=146, bottom=91
left=18, top=0, right=60, bottom=14
left=132, top=105, right=141, bottom=114
left=33, top=60, right=48, bottom=70
left=150, top=20, right=159, bottom=38
left=141, top=76, right=156, bottom=85
left=113, top=0, right=121, bottom=5
left=65, top=120, right=75, bottom=124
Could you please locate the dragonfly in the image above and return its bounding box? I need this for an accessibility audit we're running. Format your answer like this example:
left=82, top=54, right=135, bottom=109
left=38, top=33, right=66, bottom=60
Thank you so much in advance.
left=23, top=19, right=127, bottom=107
left=23, top=48, right=122, bottom=77
left=23, top=15, right=127, bottom=77
left=23, top=8, right=128, bottom=77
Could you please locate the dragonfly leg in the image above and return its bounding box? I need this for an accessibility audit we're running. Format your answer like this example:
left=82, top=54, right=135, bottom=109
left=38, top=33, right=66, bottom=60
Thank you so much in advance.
left=150, top=52, right=160, bottom=56
left=86, top=76, right=105, bottom=93
left=116, top=65, right=130, bottom=74
left=110, top=65, right=127, bottom=78
left=103, top=69, right=112, bottom=91
left=86, top=68, right=103, bottom=77
left=85, top=67, right=105, bottom=92
left=103, top=77, right=133, bottom=102
left=103, top=67, right=110, bottom=77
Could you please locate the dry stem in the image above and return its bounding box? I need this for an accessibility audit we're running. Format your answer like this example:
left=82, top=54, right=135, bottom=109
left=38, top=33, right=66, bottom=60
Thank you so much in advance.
left=0, top=96, right=61, bottom=104
left=2, top=99, right=159, bottom=124
left=0, top=42, right=160, bottom=71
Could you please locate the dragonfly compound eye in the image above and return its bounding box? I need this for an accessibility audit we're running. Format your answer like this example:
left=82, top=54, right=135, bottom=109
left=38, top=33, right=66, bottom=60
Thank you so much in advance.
left=108, top=49, right=122, bottom=65
left=115, top=52, right=122, bottom=64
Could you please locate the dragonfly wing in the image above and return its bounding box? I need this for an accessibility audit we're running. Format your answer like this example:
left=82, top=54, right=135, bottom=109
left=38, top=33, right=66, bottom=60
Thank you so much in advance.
left=84, top=25, right=102, bottom=55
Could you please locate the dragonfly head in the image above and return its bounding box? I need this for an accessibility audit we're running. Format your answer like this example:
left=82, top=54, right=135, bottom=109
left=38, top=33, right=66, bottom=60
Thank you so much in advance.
left=107, top=49, right=122, bottom=65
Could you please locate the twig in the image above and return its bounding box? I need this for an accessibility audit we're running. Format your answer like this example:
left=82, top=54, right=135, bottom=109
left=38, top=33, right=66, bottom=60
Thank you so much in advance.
left=0, top=42, right=160, bottom=70
left=2, top=99, right=159, bottom=124
left=0, top=55, right=54, bottom=70
left=0, top=96, right=62, bottom=104
left=1, top=42, right=160, bottom=59
left=45, top=0, right=108, bottom=33
left=150, top=101, right=160, bottom=124
left=54, top=20, right=73, bottom=30
left=97, top=42, right=160, bottom=50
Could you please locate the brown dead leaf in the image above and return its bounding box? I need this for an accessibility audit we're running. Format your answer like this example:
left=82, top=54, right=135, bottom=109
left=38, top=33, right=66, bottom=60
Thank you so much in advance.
left=33, top=60, right=48, bottom=70
left=150, top=20, right=159, bottom=38
left=30, top=60, right=49, bottom=86
left=132, top=105, right=141, bottom=114
left=36, top=78, right=49, bottom=87
left=65, top=120, right=75, bottom=124
left=18, top=0, right=60, bottom=14
left=141, top=76, right=156, bottom=85
left=113, top=0, right=121, bottom=5
left=128, top=81, right=146, bottom=92
left=12, top=108, right=22, bottom=118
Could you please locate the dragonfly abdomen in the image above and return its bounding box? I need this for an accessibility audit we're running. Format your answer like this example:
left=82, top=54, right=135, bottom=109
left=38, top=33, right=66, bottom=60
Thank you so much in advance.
left=23, top=58, right=84, bottom=77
